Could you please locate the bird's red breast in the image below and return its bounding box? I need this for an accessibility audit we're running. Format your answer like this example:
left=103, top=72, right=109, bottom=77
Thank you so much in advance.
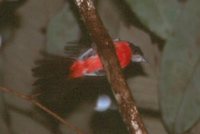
left=69, top=41, right=132, bottom=78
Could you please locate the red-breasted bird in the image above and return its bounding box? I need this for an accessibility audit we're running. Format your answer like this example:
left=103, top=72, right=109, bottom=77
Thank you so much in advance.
left=69, top=40, right=146, bottom=78
left=32, top=40, right=146, bottom=133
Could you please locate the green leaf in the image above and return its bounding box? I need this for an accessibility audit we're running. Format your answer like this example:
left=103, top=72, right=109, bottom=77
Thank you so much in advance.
left=47, top=4, right=80, bottom=55
left=125, top=0, right=181, bottom=39
left=97, top=0, right=121, bottom=38
left=0, top=0, right=26, bottom=46
left=160, top=0, right=200, bottom=133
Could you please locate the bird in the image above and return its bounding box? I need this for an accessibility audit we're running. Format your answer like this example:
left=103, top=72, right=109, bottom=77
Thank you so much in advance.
left=32, top=39, right=146, bottom=133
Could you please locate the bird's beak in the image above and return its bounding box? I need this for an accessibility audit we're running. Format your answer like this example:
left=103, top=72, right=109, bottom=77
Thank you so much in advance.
left=131, top=54, right=147, bottom=63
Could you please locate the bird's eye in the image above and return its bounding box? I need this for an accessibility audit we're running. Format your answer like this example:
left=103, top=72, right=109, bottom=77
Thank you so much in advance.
left=132, top=45, right=143, bottom=56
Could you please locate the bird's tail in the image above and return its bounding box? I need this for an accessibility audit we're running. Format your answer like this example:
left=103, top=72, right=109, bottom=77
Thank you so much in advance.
left=32, top=52, right=80, bottom=115
left=32, top=52, right=74, bottom=85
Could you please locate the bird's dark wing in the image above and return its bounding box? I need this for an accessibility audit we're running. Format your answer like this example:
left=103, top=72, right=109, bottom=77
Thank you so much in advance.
left=32, top=52, right=74, bottom=81
left=32, top=52, right=79, bottom=126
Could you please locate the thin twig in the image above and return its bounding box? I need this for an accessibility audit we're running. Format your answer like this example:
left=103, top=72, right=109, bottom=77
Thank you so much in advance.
left=74, top=0, right=148, bottom=133
left=0, top=87, right=84, bottom=134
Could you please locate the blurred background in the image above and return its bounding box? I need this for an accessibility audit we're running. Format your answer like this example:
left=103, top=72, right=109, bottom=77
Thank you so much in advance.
left=0, top=0, right=200, bottom=134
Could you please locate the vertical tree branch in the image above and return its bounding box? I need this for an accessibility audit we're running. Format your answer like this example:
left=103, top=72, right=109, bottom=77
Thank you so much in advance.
left=74, top=0, right=148, bottom=134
